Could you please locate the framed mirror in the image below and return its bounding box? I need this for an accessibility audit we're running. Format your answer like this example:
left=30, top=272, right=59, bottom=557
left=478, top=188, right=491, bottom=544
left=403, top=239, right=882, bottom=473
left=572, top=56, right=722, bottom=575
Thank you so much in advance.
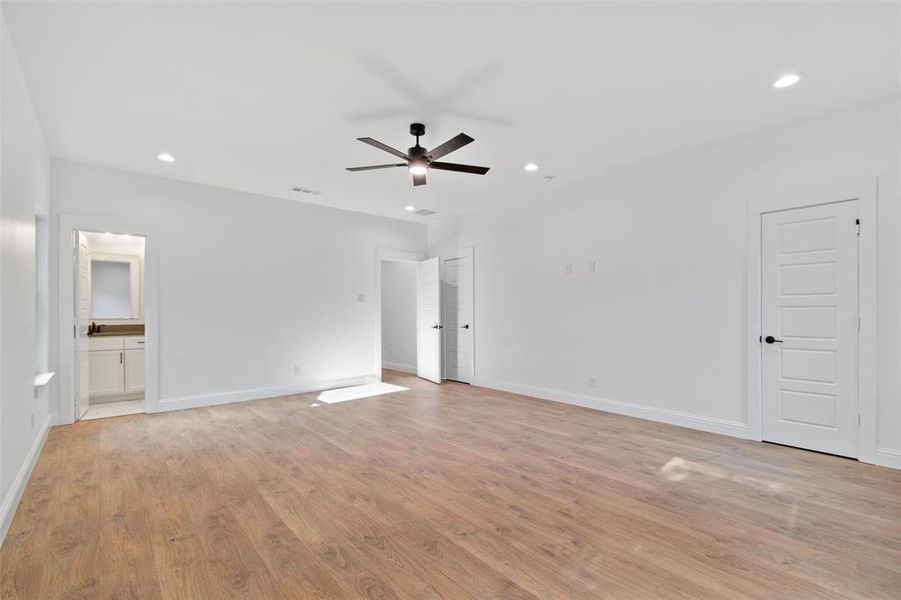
left=90, top=253, right=141, bottom=319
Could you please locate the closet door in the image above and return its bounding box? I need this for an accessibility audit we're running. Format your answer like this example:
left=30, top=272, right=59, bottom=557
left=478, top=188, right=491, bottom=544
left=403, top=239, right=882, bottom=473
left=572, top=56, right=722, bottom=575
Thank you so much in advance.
left=416, top=257, right=442, bottom=384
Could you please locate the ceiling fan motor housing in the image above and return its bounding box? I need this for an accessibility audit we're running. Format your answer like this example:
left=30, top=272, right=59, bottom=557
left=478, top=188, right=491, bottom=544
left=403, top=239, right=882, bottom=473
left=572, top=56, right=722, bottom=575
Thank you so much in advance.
left=346, top=122, right=489, bottom=186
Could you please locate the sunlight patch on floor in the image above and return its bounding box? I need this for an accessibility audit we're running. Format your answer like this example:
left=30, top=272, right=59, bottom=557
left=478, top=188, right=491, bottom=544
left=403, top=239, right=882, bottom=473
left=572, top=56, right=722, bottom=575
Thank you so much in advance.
left=317, top=382, right=408, bottom=404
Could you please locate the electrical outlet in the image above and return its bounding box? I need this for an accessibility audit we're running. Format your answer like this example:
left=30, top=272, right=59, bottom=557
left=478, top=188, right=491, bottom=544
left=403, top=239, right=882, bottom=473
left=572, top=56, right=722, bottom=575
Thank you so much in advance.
left=565, top=262, right=573, bottom=274
left=30, top=413, right=35, bottom=429
left=387, top=350, right=394, bottom=359
left=357, top=294, right=366, bottom=303
left=294, top=364, right=302, bottom=376
left=587, top=376, right=597, bottom=388
left=587, top=260, right=596, bottom=273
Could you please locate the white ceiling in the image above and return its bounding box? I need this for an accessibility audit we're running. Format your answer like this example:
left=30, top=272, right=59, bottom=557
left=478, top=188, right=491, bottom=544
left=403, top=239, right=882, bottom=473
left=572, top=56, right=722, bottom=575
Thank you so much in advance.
left=4, top=1, right=898, bottom=222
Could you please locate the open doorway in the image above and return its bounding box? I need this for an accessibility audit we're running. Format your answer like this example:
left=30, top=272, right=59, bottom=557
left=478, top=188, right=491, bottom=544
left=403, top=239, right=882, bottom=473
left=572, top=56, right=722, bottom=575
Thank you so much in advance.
left=375, top=247, right=473, bottom=386
left=74, top=230, right=146, bottom=420
left=380, top=260, right=418, bottom=375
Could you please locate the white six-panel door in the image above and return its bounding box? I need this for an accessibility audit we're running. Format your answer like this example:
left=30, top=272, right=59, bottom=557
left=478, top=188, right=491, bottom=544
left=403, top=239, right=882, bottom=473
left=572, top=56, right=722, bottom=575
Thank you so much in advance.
left=442, top=254, right=473, bottom=383
left=761, top=200, right=859, bottom=457
left=416, top=257, right=442, bottom=384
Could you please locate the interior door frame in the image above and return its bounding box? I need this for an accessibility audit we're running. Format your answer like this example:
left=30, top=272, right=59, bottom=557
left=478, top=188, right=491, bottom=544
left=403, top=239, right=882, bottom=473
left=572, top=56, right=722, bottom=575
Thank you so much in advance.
left=58, top=213, right=159, bottom=423
left=745, top=178, right=878, bottom=463
left=441, top=246, right=475, bottom=382
left=374, top=247, right=426, bottom=381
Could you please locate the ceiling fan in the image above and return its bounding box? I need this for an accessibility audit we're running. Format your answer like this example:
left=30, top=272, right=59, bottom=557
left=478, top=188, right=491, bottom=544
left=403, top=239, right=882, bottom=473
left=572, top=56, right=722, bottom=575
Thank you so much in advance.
left=346, top=123, right=489, bottom=187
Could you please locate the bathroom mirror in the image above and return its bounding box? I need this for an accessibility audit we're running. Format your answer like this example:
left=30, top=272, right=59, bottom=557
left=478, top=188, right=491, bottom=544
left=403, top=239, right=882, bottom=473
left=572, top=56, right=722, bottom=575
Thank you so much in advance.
left=90, top=255, right=140, bottom=319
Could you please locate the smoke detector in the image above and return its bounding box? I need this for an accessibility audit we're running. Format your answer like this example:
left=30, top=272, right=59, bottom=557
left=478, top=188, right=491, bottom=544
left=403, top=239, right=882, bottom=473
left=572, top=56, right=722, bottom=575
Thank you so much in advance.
left=291, top=186, right=322, bottom=195
left=412, top=208, right=437, bottom=216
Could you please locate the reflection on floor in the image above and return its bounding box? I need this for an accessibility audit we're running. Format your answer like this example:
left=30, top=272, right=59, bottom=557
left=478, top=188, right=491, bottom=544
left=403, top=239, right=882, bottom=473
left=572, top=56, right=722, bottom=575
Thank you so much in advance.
left=81, top=399, right=144, bottom=420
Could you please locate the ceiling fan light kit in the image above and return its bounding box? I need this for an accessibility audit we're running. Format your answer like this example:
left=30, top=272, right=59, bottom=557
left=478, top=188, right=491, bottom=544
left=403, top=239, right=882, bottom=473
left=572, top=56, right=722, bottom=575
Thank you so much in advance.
left=346, top=122, right=490, bottom=187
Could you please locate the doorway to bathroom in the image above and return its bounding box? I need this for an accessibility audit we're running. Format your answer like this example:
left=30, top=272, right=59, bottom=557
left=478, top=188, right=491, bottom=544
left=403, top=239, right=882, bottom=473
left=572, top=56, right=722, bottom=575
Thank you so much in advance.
left=59, top=213, right=158, bottom=425
left=73, top=230, right=146, bottom=420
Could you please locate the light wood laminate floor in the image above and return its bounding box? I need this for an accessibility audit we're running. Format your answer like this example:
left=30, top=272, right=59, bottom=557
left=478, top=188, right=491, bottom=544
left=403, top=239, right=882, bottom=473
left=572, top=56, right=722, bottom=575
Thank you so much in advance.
left=2, top=371, right=900, bottom=599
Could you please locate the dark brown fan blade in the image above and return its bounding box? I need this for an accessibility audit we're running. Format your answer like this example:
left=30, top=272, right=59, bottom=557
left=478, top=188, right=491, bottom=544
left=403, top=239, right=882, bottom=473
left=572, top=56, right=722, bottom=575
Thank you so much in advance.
left=412, top=172, right=427, bottom=186
left=429, top=161, right=490, bottom=175
left=356, top=137, right=410, bottom=160
left=346, top=163, right=406, bottom=172
left=427, top=133, right=474, bottom=160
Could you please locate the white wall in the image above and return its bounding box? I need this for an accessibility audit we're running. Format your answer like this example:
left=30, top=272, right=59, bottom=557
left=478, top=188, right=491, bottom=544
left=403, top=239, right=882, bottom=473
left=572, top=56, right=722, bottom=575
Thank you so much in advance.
left=51, top=160, right=427, bottom=411
left=381, top=260, right=417, bottom=372
left=429, top=99, right=901, bottom=464
left=0, top=17, right=52, bottom=540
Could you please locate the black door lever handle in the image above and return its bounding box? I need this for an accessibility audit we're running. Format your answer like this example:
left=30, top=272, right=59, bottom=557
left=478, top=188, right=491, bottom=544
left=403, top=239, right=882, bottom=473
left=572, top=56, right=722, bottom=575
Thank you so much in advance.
left=764, top=335, right=784, bottom=344
left=461, top=324, right=470, bottom=329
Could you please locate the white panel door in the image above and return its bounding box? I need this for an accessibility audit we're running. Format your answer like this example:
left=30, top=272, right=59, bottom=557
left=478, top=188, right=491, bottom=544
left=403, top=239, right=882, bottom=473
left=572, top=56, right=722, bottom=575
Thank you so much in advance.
left=761, top=200, right=859, bottom=457
left=416, top=257, right=442, bottom=384
left=442, top=254, right=473, bottom=383
left=75, top=231, right=91, bottom=418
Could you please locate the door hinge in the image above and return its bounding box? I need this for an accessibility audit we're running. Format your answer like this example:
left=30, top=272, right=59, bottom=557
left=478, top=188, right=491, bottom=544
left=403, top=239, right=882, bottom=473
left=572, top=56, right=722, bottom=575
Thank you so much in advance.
left=857, top=316, right=861, bottom=331
left=857, top=413, right=861, bottom=426
left=855, top=218, right=860, bottom=236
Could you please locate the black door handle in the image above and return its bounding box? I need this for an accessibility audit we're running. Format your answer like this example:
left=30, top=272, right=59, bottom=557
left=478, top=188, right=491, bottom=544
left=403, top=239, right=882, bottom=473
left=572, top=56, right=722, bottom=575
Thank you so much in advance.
left=764, top=335, right=784, bottom=344
left=461, top=324, right=470, bottom=329
left=431, top=324, right=444, bottom=329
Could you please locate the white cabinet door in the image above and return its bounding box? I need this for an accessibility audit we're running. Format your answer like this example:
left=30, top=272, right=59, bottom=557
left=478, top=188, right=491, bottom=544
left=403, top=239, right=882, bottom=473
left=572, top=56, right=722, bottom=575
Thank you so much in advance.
left=416, top=257, right=442, bottom=384
left=761, top=199, right=859, bottom=458
left=89, top=350, right=124, bottom=396
left=124, top=349, right=145, bottom=393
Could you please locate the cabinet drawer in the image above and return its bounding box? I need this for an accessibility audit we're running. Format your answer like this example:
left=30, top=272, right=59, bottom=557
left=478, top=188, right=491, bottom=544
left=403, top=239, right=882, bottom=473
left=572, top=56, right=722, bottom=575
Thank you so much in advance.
left=124, top=336, right=146, bottom=350
left=89, top=336, right=124, bottom=351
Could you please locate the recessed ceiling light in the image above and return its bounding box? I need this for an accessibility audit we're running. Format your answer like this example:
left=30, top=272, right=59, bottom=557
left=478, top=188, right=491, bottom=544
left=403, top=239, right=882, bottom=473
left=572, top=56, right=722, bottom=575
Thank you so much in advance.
left=772, top=73, right=801, bottom=89
left=524, top=163, right=539, bottom=172
left=157, top=153, right=176, bottom=162
left=404, top=205, right=416, bottom=212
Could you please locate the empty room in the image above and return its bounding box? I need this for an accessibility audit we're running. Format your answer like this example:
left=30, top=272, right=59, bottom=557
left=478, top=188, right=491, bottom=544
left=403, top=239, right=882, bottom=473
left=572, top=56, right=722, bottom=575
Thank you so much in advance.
left=1, top=1, right=900, bottom=598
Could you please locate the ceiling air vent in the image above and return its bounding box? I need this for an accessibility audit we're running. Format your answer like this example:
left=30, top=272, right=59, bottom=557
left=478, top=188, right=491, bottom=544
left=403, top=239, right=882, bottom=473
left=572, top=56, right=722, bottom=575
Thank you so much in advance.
left=291, top=186, right=322, bottom=195
left=413, top=209, right=436, bottom=216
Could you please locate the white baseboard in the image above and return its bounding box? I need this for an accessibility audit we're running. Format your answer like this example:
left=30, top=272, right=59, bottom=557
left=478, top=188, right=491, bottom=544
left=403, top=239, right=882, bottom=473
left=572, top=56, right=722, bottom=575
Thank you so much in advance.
left=156, top=374, right=378, bottom=412
left=876, top=447, right=901, bottom=470
left=0, top=412, right=56, bottom=546
left=471, top=378, right=750, bottom=439
left=382, top=361, right=416, bottom=374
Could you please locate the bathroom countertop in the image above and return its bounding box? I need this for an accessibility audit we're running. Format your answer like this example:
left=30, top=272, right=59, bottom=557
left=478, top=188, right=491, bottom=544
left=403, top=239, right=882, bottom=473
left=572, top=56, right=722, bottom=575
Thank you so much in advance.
left=88, top=331, right=145, bottom=337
